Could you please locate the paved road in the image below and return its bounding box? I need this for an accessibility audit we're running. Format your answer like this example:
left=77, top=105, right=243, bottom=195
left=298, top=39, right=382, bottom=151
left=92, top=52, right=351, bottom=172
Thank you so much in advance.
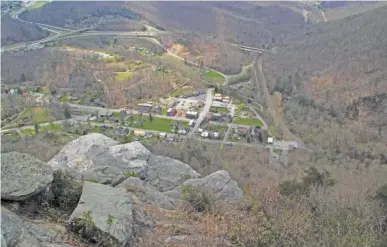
left=253, top=55, right=305, bottom=149
left=187, top=88, right=214, bottom=138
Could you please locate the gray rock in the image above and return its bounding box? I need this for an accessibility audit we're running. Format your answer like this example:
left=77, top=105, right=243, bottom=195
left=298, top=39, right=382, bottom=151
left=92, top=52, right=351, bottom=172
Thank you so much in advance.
left=145, top=155, right=201, bottom=192
left=48, top=133, right=118, bottom=171
left=108, top=141, right=151, bottom=161
left=1, top=152, right=53, bottom=201
left=116, top=177, right=175, bottom=210
left=1, top=206, right=66, bottom=247
left=48, top=134, right=151, bottom=185
left=69, top=181, right=134, bottom=246
left=164, top=170, right=244, bottom=202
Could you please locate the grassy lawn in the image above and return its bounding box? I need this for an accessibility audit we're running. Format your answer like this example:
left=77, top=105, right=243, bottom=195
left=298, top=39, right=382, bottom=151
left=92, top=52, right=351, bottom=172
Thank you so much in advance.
left=9, top=108, right=55, bottom=126
left=26, top=1, right=51, bottom=10
left=20, top=128, right=35, bottom=136
left=161, top=108, right=167, bottom=115
left=208, top=125, right=227, bottom=135
left=210, top=107, right=229, bottom=114
left=203, top=71, right=225, bottom=84
left=170, top=87, right=196, bottom=97
left=234, top=117, right=263, bottom=127
left=115, top=72, right=133, bottom=81
left=132, top=115, right=187, bottom=132
left=41, top=123, right=62, bottom=132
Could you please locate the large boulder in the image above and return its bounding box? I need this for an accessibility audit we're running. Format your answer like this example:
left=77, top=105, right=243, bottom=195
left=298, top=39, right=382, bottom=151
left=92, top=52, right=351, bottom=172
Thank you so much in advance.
left=1, top=152, right=53, bottom=201
left=164, top=170, right=244, bottom=202
left=69, top=181, right=135, bottom=246
left=48, top=133, right=118, bottom=171
left=116, top=177, right=176, bottom=210
left=145, top=155, right=201, bottom=192
left=1, top=206, right=67, bottom=247
left=48, top=135, right=151, bottom=185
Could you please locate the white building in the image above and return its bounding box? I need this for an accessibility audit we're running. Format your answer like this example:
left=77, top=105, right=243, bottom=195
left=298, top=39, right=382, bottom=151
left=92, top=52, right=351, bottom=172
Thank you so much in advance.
left=189, top=120, right=195, bottom=127
left=201, top=131, right=209, bottom=138
left=267, top=137, right=274, bottom=144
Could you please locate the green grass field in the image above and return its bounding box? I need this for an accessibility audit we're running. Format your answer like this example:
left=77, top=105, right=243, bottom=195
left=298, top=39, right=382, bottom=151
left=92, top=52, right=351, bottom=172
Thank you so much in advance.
left=20, top=128, right=35, bottom=136
left=210, top=107, right=229, bottom=114
left=132, top=115, right=187, bottom=132
left=170, top=88, right=196, bottom=97
left=9, top=108, right=55, bottom=126
left=115, top=72, right=133, bottom=81
left=203, top=71, right=225, bottom=84
left=234, top=117, right=263, bottom=127
left=26, top=1, right=51, bottom=10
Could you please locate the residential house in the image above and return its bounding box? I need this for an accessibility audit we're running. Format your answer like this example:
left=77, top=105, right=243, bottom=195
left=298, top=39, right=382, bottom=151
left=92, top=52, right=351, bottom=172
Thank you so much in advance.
left=222, top=96, right=230, bottom=103
left=186, top=111, right=198, bottom=119
left=167, top=108, right=177, bottom=117
left=177, top=129, right=187, bottom=135
left=214, top=93, right=222, bottom=101
left=109, top=117, right=120, bottom=123
left=212, top=113, right=223, bottom=121
left=189, top=120, right=195, bottom=127
left=98, top=110, right=113, bottom=119
left=134, top=130, right=145, bottom=136
left=201, top=131, right=209, bottom=138
left=138, top=104, right=152, bottom=113
left=236, top=126, right=250, bottom=137
left=267, top=137, right=274, bottom=144
left=212, top=132, right=220, bottom=139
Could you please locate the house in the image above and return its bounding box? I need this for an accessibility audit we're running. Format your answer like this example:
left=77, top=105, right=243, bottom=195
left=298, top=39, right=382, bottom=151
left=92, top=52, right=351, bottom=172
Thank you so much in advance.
left=178, top=129, right=187, bottom=135
left=189, top=120, right=195, bottom=127
left=201, top=131, right=209, bottom=138
left=166, top=134, right=174, bottom=141
left=212, top=132, right=220, bottom=139
left=214, top=93, right=222, bottom=101
left=211, top=101, right=228, bottom=108
left=109, top=117, right=120, bottom=123
left=236, top=127, right=250, bottom=137
left=212, top=113, right=222, bottom=121
left=159, top=132, right=167, bottom=138
left=134, top=130, right=145, bottom=136
left=222, top=96, right=230, bottom=103
left=252, top=127, right=261, bottom=140
left=99, top=110, right=113, bottom=118
left=138, top=104, right=152, bottom=113
left=267, top=137, right=274, bottom=144
left=152, top=106, right=162, bottom=114
left=119, top=110, right=127, bottom=118
left=186, top=111, right=198, bottom=119
left=167, top=108, right=177, bottom=117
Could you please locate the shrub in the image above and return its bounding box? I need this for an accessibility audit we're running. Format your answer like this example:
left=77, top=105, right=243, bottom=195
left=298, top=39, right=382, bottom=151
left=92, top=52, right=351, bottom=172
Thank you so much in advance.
left=50, top=170, right=83, bottom=212
left=125, top=171, right=138, bottom=177
left=181, top=185, right=214, bottom=213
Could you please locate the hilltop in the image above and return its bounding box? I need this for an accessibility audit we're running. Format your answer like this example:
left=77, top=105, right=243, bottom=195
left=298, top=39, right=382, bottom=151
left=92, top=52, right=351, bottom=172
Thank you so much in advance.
left=1, top=14, right=49, bottom=46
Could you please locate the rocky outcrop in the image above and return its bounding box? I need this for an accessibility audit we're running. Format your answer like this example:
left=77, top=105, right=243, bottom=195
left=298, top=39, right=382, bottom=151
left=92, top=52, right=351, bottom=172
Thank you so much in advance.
left=164, top=170, right=244, bottom=202
left=69, top=181, right=136, bottom=246
left=1, top=152, right=53, bottom=201
left=116, top=177, right=176, bottom=210
left=145, top=155, right=201, bottom=192
left=48, top=134, right=150, bottom=185
left=1, top=206, right=67, bottom=247
left=47, top=133, right=119, bottom=171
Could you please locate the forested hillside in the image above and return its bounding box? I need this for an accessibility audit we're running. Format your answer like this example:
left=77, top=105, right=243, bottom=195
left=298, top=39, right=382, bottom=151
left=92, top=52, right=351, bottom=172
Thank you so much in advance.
left=1, top=14, right=49, bottom=46
left=263, top=5, right=387, bottom=166
left=20, top=1, right=139, bottom=29
left=128, top=1, right=307, bottom=47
